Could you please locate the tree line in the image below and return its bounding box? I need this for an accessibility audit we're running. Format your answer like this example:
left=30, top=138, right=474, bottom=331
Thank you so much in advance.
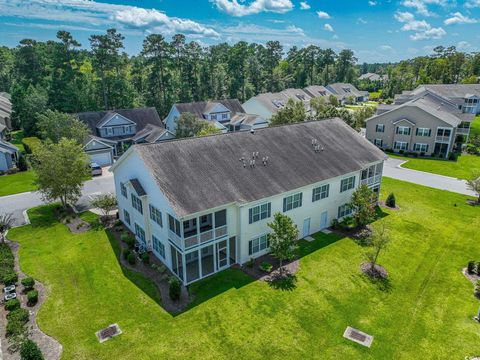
left=0, top=29, right=359, bottom=135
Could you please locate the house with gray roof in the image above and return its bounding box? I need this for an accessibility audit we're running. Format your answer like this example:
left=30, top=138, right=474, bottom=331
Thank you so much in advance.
left=111, top=118, right=385, bottom=284
left=0, top=92, right=12, bottom=131
left=365, top=91, right=474, bottom=158
left=358, top=73, right=388, bottom=82
left=76, top=107, right=173, bottom=166
left=326, top=83, right=369, bottom=103
left=164, top=99, right=267, bottom=134
left=0, top=139, right=19, bottom=173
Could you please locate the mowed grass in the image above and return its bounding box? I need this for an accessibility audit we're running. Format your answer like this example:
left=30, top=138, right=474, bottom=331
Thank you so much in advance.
left=10, top=130, right=26, bottom=153
left=471, top=115, right=480, bottom=137
left=0, top=170, right=37, bottom=196
left=390, top=153, right=480, bottom=179
left=7, top=178, right=480, bottom=359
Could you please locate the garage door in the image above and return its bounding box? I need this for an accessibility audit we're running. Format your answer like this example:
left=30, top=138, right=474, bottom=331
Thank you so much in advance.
left=89, top=151, right=112, bottom=166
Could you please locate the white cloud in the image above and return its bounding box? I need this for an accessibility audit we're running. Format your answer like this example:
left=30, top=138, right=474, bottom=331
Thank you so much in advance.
left=357, top=17, right=368, bottom=24
left=368, top=1, right=377, bottom=5
left=410, top=26, right=446, bottom=40
left=444, top=12, right=477, bottom=25
left=457, top=40, right=470, bottom=49
left=324, top=23, right=334, bottom=32
left=300, top=1, right=311, bottom=10
left=380, top=45, right=393, bottom=51
left=465, top=0, right=480, bottom=8
left=401, top=0, right=448, bottom=17
left=394, top=11, right=446, bottom=40
left=210, top=0, right=294, bottom=17
left=317, top=11, right=331, bottom=19
left=0, top=0, right=219, bottom=37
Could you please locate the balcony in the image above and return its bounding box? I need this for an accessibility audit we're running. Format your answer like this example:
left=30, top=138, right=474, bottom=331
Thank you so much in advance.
left=360, top=175, right=382, bottom=186
left=456, top=128, right=470, bottom=135
left=435, top=135, right=450, bottom=143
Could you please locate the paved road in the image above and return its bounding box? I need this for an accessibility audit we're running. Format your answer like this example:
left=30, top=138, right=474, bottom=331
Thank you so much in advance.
left=383, top=157, right=476, bottom=197
left=0, top=173, right=115, bottom=227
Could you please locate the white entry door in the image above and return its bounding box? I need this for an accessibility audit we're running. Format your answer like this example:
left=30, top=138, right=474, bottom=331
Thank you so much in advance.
left=302, top=218, right=311, bottom=238
left=320, top=211, right=328, bottom=230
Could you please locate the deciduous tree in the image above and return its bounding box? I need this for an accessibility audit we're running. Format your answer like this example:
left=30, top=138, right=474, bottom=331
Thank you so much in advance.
left=267, top=212, right=299, bottom=267
left=37, top=110, right=90, bottom=145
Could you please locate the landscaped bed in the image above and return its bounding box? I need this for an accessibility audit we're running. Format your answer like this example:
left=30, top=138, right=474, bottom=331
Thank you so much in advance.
left=6, top=178, right=480, bottom=359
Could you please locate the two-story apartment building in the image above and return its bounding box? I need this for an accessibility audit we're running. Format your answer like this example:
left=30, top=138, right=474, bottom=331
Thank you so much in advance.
left=366, top=92, right=475, bottom=158
left=111, top=118, right=386, bottom=285
left=76, top=108, right=174, bottom=166
left=164, top=99, right=267, bottom=134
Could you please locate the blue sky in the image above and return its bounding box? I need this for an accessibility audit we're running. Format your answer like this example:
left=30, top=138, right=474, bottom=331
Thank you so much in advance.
left=0, top=0, right=479, bottom=63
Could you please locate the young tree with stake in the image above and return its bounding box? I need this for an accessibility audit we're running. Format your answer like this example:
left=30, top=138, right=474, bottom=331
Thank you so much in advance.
left=267, top=212, right=299, bottom=268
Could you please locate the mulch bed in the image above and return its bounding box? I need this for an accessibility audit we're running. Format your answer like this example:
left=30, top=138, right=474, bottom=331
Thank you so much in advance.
left=467, top=200, right=480, bottom=206
left=0, top=241, right=63, bottom=360
left=237, top=253, right=299, bottom=282
left=378, top=201, right=400, bottom=211
left=462, top=268, right=480, bottom=285
left=54, top=207, right=90, bottom=234
left=109, top=226, right=190, bottom=314
left=361, top=262, right=388, bottom=279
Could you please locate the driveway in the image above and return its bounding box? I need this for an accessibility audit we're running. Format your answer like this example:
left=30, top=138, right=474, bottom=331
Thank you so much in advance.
left=0, top=171, right=115, bottom=227
left=383, top=157, right=476, bottom=197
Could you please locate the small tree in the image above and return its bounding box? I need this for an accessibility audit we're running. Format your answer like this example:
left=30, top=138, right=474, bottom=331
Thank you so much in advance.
left=0, top=213, right=14, bottom=243
left=37, top=110, right=90, bottom=145
left=385, top=193, right=396, bottom=208
left=32, top=138, right=90, bottom=208
left=365, top=222, right=390, bottom=272
left=270, top=98, right=307, bottom=126
left=91, top=193, right=118, bottom=219
left=467, top=172, right=480, bottom=204
left=328, top=94, right=339, bottom=107
left=267, top=212, right=299, bottom=267
left=176, top=113, right=207, bottom=138
left=349, top=184, right=377, bottom=228
left=197, top=123, right=222, bottom=137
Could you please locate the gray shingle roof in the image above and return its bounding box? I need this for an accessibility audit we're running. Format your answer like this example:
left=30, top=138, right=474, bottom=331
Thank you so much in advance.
left=134, top=118, right=386, bottom=217
left=75, top=108, right=163, bottom=136
left=175, top=99, right=245, bottom=118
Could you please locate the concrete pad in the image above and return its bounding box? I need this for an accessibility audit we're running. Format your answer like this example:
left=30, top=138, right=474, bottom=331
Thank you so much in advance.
left=321, top=229, right=332, bottom=234
left=304, top=236, right=315, bottom=242
left=343, top=326, right=373, bottom=348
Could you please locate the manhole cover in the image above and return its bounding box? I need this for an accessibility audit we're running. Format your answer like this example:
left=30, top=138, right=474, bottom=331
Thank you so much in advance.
left=96, top=323, right=122, bottom=343
left=343, top=326, right=373, bottom=348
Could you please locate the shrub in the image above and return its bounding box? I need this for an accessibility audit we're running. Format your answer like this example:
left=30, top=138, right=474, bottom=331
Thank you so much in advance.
left=123, top=249, right=131, bottom=260
left=121, top=234, right=135, bottom=249
left=476, top=262, right=480, bottom=276
left=168, top=276, right=181, bottom=301
left=115, top=220, right=122, bottom=227
left=330, top=218, right=340, bottom=229
left=22, top=137, right=42, bottom=155
left=246, top=258, right=255, bottom=268
left=127, top=253, right=136, bottom=265
left=140, top=252, right=149, bottom=264
left=475, top=284, right=480, bottom=299
left=7, top=308, right=29, bottom=324
left=468, top=261, right=476, bottom=274
left=448, top=152, right=458, bottom=161
left=260, top=261, right=273, bottom=273
left=18, top=155, right=28, bottom=171
left=3, top=271, right=18, bottom=286
left=398, top=149, right=404, bottom=155
left=27, top=290, right=39, bottom=306
left=20, top=339, right=44, bottom=360
left=385, top=193, right=396, bottom=208
left=5, top=298, right=20, bottom=311
left=21, top=277, right=35, bottom=291
left=6, top=319, right=25, bottom=337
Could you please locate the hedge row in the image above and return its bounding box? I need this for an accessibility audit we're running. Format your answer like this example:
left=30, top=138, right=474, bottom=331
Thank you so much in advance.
left=0, top=243, right=17, bottom=286
left=21, top=137, right=42, bottom=155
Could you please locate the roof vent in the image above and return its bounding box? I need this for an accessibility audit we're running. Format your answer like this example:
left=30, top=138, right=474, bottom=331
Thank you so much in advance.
left=250, top=128, right=255, bottom=134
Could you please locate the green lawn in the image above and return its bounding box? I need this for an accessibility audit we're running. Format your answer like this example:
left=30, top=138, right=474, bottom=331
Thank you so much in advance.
left=7, top=178, right=480, bottom=359
left=471, top=115, right=480, bottom=137
left=10, top=130, right=26, bottom=153
left=390, top=153, right=480, bottom=179
left=0, top=170, right=37, bottom=196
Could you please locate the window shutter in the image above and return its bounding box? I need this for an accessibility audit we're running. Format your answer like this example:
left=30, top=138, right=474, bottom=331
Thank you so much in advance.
left=299, top=193, right=303, bottom=207
left=426, top=144, right=429, bottom=152
left=395, top=127, right=399, bottom=134
left=408, top=127, right=411, bottom=135
left=406, top=142, right=409, bottom=150
left=268, top=203, right=271, bottom=218
left=248, top=209, right=253, bottom=224
left=312, top=189, right=315, bottom=202
left=248, top=241, right=252, bottom=255
left=416, top=128, right=418, bottom=136
left=428, top=129, right=431, bottom=137
left=283, top=198, right=287, bottom=212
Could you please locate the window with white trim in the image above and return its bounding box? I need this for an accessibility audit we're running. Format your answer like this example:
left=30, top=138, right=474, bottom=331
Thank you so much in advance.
left=394, top=141, right=408, bottom=151
left=134, top=223, right=146, bottom=243
left=312, top=184, right=329, bottom=202
left=373, top=139, right=383, bottom=147
left=413, top=143, right=429, bottom=152
left=248, top=234, right=269, bottom=255
left=120, top=182, right=127, bottom=198
left=375, top=124, right=385, bottom=133
left=338, top=204, right=352, bottom=218
left=340, top=176, right=356, bottom=192
left=168, top=214, right=181, bottom=237
left=249, top=203, right=271, bottom=224
left=131, top=194, right=143, bottom=214
left=152, top=235, right=165, bottom=258
left=396, top=126, right=411, bottom=135
left=149, top=204, right=163, bottom=227
left=123, top=210, right=130, bottom=225
left=416, top=128, right=431, bottom=137
left=283, top=193, right=303, bottom=212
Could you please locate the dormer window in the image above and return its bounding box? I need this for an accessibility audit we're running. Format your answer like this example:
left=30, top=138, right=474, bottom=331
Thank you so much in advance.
left=222, top=113, right=228, bottom=120
left=211, top=114, right=217, bottom=120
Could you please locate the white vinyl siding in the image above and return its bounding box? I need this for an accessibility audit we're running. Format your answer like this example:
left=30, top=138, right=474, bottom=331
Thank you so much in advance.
left=152, top=235, right=165, bottom=259
left=340, top=176, right=356, bottom=193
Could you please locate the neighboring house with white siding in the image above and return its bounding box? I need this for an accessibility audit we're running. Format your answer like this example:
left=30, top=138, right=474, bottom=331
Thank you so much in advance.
left=164, top=99, right=267, bottom=134
left=111, top=118, right=386, bottom=285
left=76, top=108, right=174, bottom=166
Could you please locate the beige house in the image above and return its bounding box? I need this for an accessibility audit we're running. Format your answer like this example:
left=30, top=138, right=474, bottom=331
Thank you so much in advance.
left=366, top=92, right=474, bottom=158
